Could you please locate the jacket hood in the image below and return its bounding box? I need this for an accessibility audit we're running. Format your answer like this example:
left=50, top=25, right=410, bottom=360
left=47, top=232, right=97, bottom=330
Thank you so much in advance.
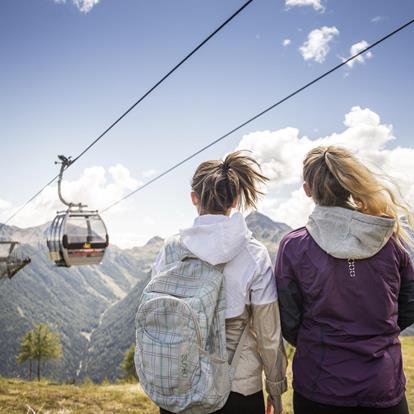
left=306, top=205, right=395, bottom=259
left=179, top=212, right=251, bottom=265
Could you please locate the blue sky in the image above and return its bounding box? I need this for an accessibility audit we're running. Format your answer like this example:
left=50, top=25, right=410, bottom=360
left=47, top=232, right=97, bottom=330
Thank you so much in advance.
left=1, top=0, right=414, bottom=247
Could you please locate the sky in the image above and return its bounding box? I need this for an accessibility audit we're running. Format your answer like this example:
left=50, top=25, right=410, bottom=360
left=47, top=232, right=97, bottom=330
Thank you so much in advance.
left=1, top=0, right=414, bottom=248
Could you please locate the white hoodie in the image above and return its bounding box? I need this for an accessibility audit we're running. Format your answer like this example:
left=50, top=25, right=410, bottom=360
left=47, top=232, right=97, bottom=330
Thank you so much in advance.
left=152, top=212, right=287, bottom=411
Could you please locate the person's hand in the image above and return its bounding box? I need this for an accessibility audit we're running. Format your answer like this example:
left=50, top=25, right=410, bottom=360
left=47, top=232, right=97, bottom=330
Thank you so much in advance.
left=266, top=395, right=274, bottom=414
left=268, top=395, right=283, bottom=414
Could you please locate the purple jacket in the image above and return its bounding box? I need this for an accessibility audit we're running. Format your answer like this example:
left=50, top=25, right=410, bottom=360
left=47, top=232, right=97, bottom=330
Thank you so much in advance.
left=275, top=206, right=414, bottom=408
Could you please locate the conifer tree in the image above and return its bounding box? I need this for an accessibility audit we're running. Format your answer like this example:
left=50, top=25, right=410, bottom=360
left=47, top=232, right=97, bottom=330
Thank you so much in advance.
left=121, top=344, right=138, bottom=381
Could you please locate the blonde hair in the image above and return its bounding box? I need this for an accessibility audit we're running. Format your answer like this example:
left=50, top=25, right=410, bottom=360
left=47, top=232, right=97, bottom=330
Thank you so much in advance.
left=191, top=151, right=268, bottom=214
left=303, top=145, right=414, bottom=248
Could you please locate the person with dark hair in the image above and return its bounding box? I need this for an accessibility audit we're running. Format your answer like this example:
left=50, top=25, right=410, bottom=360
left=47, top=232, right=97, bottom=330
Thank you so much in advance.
left=139, top=151, right=287, bottom=414
left=275, top=145, right=414, bottom=414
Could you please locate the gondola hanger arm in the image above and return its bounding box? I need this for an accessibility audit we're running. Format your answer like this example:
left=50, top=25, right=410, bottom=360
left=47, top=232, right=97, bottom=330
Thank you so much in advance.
left=55, top=155, right=87, bottom=210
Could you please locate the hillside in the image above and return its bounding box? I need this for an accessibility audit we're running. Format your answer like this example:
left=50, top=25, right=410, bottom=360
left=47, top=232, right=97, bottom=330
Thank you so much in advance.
left=1, top=337, right=413, bottom=413
left=0, top=225, right=157, bottom=382
left=83, top=238, right=164, bottom=381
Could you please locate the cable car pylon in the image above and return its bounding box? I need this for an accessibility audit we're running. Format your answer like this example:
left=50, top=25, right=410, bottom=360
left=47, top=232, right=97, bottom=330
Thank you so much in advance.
left=46, top=155, right=109, bottom=267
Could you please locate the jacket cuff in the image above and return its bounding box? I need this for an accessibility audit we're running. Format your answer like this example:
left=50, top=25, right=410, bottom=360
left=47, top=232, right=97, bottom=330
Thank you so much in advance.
left=266, top=377, right=288, bottom=397
left=270, top=395, right=282, bottom=414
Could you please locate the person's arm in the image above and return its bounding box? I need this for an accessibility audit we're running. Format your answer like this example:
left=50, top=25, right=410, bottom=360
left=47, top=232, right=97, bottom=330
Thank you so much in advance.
left=274, top=237, right=303, bottom=347
left=151, top=247, right=166, bottom=278
left=250, top=256, right=288, bottom=414
left=398, top=248, right=414, bottom=331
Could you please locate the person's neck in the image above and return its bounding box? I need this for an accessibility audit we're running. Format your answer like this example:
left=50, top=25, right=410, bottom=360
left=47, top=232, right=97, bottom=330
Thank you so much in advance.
left=199, top=210, right=231, bottom=217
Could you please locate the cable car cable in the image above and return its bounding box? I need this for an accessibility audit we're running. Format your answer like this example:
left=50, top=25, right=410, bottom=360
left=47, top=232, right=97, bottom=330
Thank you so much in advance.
left=101, top=17, right=414, bottom=213
left=1, top=175, right=61, bottom=228
left=70, top=0, right=254, bottom=166
left=0, top=0, right=254, bottom=228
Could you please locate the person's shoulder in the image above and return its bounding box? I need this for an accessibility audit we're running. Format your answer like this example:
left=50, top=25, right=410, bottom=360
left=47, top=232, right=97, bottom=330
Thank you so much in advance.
left=387, top=236, right=413, bottom=263
left=245, top=237, right=271, bottom=268
left=281, top=227, right=309, bottom=246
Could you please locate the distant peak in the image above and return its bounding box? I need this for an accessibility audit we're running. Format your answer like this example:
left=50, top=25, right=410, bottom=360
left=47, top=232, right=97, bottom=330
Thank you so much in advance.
left=246, top=211, right=276, bottom=225
left=145, top=236, right=164, bottom=246
left=246, top=211, right=291, bottom=231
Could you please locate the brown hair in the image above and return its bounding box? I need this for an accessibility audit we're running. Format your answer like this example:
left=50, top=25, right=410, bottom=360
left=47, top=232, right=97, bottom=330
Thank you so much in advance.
left=191, top=151, right=268, bottom=214
left=303, top=145, right=414, bottom=247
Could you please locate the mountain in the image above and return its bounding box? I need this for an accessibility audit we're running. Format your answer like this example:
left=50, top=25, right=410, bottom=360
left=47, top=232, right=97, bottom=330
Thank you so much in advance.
left=245, top=211, right=291, bottom=260
left=0, top=224, right=158, bottom=382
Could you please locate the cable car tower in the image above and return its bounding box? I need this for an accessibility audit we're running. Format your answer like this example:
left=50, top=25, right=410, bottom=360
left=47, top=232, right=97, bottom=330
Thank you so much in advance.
left=47, top=155, right=109, bottom=267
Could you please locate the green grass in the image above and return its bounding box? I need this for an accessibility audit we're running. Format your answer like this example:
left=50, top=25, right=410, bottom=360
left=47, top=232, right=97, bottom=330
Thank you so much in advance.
left=0, top=380, right=158, bottom=414
left=0, top=337, right=413, bottom=413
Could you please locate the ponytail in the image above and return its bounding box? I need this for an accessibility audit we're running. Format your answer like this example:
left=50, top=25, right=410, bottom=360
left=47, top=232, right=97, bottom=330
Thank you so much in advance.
left=303, top=145, right=414, bottom=248
left=191, top=151, right=268, bottom=214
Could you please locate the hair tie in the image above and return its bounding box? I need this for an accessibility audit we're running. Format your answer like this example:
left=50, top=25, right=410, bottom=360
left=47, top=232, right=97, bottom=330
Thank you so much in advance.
left=221, top=162, right=230, bottom=174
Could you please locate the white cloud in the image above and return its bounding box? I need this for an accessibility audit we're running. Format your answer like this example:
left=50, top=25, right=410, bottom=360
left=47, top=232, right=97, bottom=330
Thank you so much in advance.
left=142, top=169, right=158, bottom=178
left=299, top=26, right=339, bottom=63
left=265, top=189, right=315, bottom=229
left=371, top=16, right=384, bottom=23
left=53, top=0, right=100, bottom=14
left=285, top=0, right=325, bottom=12
left=0, top=164, right=141, bottom=229
left=345, top=40, right=373, bottom=68
left=143, top=216, right=155, bottom=225
left=282, top=39, right=292, bottom=47
left=0, top=198, right=12, bottom=211
left=236, top=106, right=414, bottom=228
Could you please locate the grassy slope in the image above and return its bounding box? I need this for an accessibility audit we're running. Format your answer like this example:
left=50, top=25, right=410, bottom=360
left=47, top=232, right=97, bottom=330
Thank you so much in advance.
left=0, top=337, right=413, bottom=414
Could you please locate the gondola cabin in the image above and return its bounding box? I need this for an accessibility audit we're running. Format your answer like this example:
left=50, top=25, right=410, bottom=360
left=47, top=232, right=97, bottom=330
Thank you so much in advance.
left=47, top=210, right=109, bottom=267
left=46, top=155, right=109, bottom=267
left=0, top=241, right=31, bottom=279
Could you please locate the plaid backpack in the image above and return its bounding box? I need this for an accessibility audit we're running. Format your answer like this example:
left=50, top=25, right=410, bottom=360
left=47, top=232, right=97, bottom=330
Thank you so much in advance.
left=134, top=236, right=247, bottom=414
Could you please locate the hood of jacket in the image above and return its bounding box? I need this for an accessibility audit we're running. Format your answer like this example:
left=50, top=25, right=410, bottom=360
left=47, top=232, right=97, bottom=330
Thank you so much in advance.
left=179, top=212, right=252, bottom=266
left=306, top=205, right=395, bottom=260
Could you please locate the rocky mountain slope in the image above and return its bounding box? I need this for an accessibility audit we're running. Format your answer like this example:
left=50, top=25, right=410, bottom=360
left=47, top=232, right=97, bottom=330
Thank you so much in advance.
left=0, top=225, right=154, bottom=382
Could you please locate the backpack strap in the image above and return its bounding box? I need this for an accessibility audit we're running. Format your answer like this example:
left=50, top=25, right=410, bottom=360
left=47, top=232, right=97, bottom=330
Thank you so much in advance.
left=181, top=253, right=225, bottom=273
left=230, top=324, right=249, bottom=370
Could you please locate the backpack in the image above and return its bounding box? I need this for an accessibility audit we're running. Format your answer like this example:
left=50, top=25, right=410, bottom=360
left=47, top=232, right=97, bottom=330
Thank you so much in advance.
left=134, top=236, right=247, bottom=414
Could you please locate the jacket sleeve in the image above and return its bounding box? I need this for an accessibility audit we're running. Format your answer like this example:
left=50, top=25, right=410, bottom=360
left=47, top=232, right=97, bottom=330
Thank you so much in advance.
left=274, top=237, right=303, bottom=347
left=250, top=258, right=288, bottom=413
left=398, top=248, right=414, bottom=332
left=251, top=301, right=288, bottom=411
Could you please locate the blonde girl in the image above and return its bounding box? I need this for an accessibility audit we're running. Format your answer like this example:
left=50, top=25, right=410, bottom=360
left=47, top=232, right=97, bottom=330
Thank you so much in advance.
left=276, top=145, right=414, bottom=414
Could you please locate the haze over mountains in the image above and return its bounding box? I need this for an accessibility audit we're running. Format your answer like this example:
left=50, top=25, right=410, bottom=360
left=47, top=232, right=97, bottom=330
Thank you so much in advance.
left=0, top=212, right=412, bottom=382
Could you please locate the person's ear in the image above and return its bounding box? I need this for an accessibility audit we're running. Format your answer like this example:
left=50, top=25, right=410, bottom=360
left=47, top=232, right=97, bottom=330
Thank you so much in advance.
left=191, top=191, right=200, bottom=207
left=303, top=182, right=312, bottom=198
